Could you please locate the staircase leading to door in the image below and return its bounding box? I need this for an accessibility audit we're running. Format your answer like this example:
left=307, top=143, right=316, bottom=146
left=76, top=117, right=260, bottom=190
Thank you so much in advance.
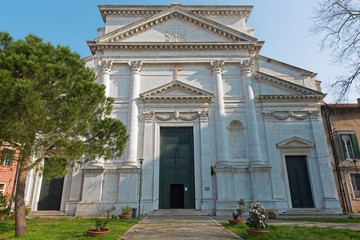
left=28, top=211, right=68, bottom=218
left=147, top=209, right=209, bottom=216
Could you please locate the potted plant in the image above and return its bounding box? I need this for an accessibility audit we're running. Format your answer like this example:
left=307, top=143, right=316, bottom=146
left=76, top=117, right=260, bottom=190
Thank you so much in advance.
left=245, top=202, right=269, bottom=235
left=266, top=209, right=277, bottom=219
left=86, top=216, right=110, bottom=237
left=228, top=198, right=246, bottom=224
left=119, top=205, right=132, bottom=219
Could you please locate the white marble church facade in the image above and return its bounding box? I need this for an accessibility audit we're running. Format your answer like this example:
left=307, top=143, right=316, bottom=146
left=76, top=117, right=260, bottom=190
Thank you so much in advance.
left=24, top=3, right=341, bottom=216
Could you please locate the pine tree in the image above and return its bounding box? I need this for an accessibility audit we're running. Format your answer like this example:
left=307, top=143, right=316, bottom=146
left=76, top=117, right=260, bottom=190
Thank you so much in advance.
left=0, top=32, right=129, bottom=237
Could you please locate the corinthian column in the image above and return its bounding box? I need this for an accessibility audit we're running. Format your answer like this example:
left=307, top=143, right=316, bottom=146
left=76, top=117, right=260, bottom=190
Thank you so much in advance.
left=240, top=60, right=262, bottom=165
left=123, top=60, right=143, bottom=168
left=98, top=60, right=113, bottom=97
left=211, top=60, right=229, bottom=166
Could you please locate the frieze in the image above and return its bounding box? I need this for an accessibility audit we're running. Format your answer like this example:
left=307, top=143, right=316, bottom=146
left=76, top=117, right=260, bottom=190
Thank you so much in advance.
left=142, top=110, right=209, bottom=122
left=262, top=110, right=320, bottom=121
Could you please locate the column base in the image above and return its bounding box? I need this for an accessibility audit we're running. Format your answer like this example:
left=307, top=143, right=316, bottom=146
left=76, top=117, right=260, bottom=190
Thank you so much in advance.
left=121, top=161, right=138, bottom=168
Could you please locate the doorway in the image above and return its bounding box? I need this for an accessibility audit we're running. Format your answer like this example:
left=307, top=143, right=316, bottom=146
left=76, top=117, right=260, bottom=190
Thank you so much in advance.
left=159, top=127, right=195, bottom=209
left=286, top=156, right=314, bottom=208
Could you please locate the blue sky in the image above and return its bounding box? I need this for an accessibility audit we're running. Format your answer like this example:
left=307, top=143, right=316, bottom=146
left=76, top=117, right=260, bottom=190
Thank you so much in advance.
left=0, top=0, right=356, bottom=102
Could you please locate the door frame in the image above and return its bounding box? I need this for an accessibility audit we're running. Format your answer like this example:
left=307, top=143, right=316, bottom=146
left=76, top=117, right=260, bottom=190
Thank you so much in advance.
left=281, top=151, right=317, bottom=209
left=153, top=121, right=200, bottom=210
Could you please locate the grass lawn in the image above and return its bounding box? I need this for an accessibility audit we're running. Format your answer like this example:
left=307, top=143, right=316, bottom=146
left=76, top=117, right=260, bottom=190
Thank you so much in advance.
left=274, top=217, right=360, bottom=224
left=0, top=217, right=140, bottom=239
left=222, top=223, right=360, bottom=240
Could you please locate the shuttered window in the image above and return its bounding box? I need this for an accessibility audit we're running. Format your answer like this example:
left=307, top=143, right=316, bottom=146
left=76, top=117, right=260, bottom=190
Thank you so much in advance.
left=340, top=133, right=360, bottom=160
left=350, top=174, right=360, bottom=198
left=0, top=148, right=15, bottom=166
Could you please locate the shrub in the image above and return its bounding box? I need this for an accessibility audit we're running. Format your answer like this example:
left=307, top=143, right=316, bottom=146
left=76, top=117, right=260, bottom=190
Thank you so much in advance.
left=232, top=199, right=246, bottom=220
left=121, top=205, right=132, bottom=215
left=246, top=202, right=268, bottom=229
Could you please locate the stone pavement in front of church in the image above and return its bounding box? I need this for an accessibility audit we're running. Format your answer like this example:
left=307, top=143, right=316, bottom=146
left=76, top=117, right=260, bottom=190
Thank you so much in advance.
left=120, top=216, right=242, bottom=240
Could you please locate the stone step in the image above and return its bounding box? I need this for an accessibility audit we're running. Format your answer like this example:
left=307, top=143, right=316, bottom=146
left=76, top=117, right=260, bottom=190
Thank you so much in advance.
left=280, top=208, right=339, bottom=216
left=28, top=211, right=68, bottom=218
left=148, top=209, right=209, bottom=216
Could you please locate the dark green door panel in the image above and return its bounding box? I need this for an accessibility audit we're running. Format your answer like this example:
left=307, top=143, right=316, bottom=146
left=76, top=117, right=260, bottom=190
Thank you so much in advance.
left=286, top=156, right=314, bottom=208
left=159, top=127, right=195, bottom=209
left=38, top=177, right=64, bottom=210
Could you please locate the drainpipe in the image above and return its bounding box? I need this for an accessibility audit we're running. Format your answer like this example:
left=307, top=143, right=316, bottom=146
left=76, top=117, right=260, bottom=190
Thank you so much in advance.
left=323, top=105, right=351, bottom=213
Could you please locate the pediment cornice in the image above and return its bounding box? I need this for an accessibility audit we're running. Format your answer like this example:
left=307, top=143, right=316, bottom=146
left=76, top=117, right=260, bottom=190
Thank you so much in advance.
left=254, top=71, right=324, bottom=96
left=276, top=136, right=315, bottom=148
left=99, top=5, right=253, bottom=23
left=140, top=80, right=213, bottom=102
left=96, top=6, right=257, bottom=44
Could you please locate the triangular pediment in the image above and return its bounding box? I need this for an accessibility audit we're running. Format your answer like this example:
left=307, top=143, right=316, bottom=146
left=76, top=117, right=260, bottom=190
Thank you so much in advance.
left=96, top=5, right=257, bottom=43
left=254, top=71, right=324, bottom=101
left=276, top=136, right=315, bottom=148
left=140, top=80, right=213, bottom=102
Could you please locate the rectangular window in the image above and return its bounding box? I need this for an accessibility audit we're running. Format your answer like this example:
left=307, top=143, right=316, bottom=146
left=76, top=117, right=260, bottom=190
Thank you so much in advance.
left=0, top=148, right=15, bottom=166
left=0, top=183, right=5, bottom=195
left=350, top=174, right=360, bottom=198
left=339, top=133, right=360, bottom=160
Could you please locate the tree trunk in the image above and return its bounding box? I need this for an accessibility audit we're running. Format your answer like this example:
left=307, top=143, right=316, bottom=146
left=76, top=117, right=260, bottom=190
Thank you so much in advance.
left=15, top=167, right=29, bottom=237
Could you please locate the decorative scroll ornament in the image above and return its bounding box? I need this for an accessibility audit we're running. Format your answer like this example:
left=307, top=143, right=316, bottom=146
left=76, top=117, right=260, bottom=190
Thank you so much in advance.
left=165, top=32, right=185, bottom=42
left=143, top=110, right=154, bottom=122
left=143, top=110, right=210, bottom=122
left=98, top=60, right=113, bottom=74
left=128, top=60, right=143, bottom=73
left=240, top=59, right=254, bottom=73
left=210, top=60, right=224, bottom=73
left=262, top=110, right=320, bottom=121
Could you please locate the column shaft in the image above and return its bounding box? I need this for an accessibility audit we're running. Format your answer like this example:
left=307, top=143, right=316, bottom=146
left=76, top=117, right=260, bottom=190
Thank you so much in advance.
left=241, top=60, right=262, bottom=165
left=211, top=60, right=229, bottom=166
left=123, top=61, right=143, bottom=168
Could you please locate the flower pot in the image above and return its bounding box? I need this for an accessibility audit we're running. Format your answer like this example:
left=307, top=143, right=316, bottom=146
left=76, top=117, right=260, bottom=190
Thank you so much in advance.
left=246, top=229, right=269, bottom=235
left=268, top=213, right=277, bottom=219
left=228, top=219, right=244, bottom=224
left=0, top=215, right=5, bottom=221
left=119, top=214, right=131, bottom=219
left=86, top=228, right=110, bottom=237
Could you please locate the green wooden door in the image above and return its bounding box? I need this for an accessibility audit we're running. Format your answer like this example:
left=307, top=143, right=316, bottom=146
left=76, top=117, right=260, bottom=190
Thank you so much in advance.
left=159, top=127, right=195, bottom=209
left=286, top=156, right=314, bottom=208
left=37, top=177, right=64, bottom=210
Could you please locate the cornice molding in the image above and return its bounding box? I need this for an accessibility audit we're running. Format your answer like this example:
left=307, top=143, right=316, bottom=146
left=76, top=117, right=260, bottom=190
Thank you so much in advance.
left=140, top=80, right=213, bottom=102
left=96, top=6, right=257, bottom=44
left=254, top=71, right=324, bottom=96
left=88, top=42, right=263, bottom=54
left=258, top=95, right=323, bottom=101
left=99, top=5, right=253, bottom=23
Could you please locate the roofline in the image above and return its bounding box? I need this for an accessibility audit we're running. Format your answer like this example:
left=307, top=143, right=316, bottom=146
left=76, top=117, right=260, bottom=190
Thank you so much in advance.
left=98, top=4, right=253, bottom=23
left=257, top=55, right=317, bottom=77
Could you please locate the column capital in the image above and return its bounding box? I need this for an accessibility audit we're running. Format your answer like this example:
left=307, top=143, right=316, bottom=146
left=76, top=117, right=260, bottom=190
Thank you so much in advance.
left=98, top=60, right=113, bottom=74
left=129, top=60, right=143, bottom=73
left=240, top=59, right=254, bottom=74
left=210, top=60, right=224, bottom=73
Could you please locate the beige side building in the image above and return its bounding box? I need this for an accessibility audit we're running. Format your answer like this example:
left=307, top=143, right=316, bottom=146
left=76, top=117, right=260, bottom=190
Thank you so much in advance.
left=322, top=100, right=360, bottom=213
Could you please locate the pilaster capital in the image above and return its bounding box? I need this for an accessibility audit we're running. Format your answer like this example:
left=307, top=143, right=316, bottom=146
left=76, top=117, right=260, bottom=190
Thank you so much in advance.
left=210, top=60, right=224, bottom=74
left=199, top=110, right=210, bottom=122
left=143, top=110, right=154, bottom=123
left=129, top=60, right=143, bottom=74
left=98, top=60, right=113, bottom=74
left=240, top=59, right=254, bottom=74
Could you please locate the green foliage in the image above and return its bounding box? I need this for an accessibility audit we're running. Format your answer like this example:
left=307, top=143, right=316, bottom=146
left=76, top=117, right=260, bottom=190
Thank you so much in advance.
left=276, top=217, right=360, bottom=224
left=0, top=32, right=129, bottom=177
left=0, top=193, right=11, bottom=216
left=246, top=202, right=268, bottom=229
left=121, top=205, right=132, bottom=215
left=0, top=217, right=140, bottom=239
left=232, top=198, right=246, bottom=220
left=95, top=217, right=109, bottom=231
